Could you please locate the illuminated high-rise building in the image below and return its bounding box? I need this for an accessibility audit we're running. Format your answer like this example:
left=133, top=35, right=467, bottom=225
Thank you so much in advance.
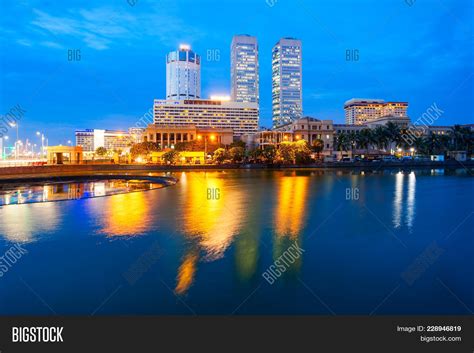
left=231, top=35, right=259, bottom=104
left=272, top=38, right=302, bottom=128
left=166, top=44, right=201, bottom=100
left=344, top=99, right=408, bottom=125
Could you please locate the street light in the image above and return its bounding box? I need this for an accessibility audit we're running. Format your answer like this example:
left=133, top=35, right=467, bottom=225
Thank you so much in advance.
left=36, top=131, right=45, bottom=158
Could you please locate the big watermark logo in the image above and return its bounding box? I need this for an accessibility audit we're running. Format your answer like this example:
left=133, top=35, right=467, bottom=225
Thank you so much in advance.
left=0, top=243, right=28, bottom=277
left=262, top=241, right=305, bottom=284
left=0, top=104, right=26, bottom=138
left=402, top=103, right=444, bottom=146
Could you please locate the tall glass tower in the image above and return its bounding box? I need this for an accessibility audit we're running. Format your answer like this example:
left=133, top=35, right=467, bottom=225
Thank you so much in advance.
left=231, top=35, right=259, bottom=104
left=272, top=38, right=302, bottom=128
left=166, top=44, right=201, bottom=100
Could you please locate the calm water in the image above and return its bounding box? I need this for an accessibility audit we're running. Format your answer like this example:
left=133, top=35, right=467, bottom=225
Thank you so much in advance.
left=0, top=169, right=472, bottom=315
left=0, top=179, right=167, bottom=206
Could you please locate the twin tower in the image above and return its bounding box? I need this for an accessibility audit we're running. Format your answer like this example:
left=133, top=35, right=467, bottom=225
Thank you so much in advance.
left=165, top=36, right=302, bottom=128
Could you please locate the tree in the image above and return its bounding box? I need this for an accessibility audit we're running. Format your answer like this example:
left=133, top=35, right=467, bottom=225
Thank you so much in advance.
left=162, top=150, right=181, bottom=165
left=335, top=133, right=350, bottom=152
left=449, top=125, right=471, bottom=151
left=355, top=129, right=373, bottom=154
left=229, top=140, right=246, bottom=149
left=130, top=142, right=161, bottom=158
left=95, top=146, right=108, bottom=157
left=276, top=141, right=296, bottom=164
left=212, top=148, right=228, bottom=164
left=373, top=126, right=389, bottom=150
left=261, top=145, right=276, bottom=164
left=174, top=142, right=190, bottom=151
left=228, top=146, right=245, bottom=163
left=385, top=122, right=402, bottom=148
left=247, top=147, right=262, bottom=163
left=311, top=139, right=324, bottom=160
left=294, top=140, right=312, bottom=164
left=412, top=136, right=428, bottom=155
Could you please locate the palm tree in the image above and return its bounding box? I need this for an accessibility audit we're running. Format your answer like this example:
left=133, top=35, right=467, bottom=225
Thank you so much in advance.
left=356, top=129, right=373, bottom=155
left=373, top=126, right=389, bottom=151
left=449, top=125, right=470, bottom=151
left=335, top=133, right=350, bottom=152
left=347, top=131, right=357, bottom=153
left=412, top=136, right=427, bottom=155
left=424, top=133, right=448, bottom=155
left=311, top=139, right=324, bottom=160
left=385, top=122, right=401, bottom=149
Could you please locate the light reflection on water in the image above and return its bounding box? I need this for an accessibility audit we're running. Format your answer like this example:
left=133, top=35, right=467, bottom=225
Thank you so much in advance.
left=392, top=172, right=417, bottom=231
left=0, top=168, right=472, bottom=313
left=0, top=180, right=164, bottom=206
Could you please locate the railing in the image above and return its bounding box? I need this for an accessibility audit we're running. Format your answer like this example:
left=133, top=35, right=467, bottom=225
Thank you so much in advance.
left=0, top=159, right=47, bottom=168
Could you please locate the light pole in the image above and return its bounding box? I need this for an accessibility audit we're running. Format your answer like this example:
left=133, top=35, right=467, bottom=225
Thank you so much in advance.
left=10, top=123, right=19, bottom=158
left=1, top=136, right=8, bottom=160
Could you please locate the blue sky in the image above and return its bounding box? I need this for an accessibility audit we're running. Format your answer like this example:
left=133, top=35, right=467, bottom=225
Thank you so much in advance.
left=0, top=0, right=472, bottom=145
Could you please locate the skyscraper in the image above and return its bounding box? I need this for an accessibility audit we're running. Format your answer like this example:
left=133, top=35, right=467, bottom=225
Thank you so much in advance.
left=272, top=38, right=302, bottom=128
left=231, top=35, right=259, bottom=104
left=166, top=44, right=201, bottom=100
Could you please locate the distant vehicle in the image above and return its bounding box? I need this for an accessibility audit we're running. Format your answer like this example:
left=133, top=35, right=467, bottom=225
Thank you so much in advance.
left=340, top=157, right=353, bottom=162
left=401, top=155, right=413, bottom=161
left=430, top=155, right=445, bottom=162
left=354, top=156, right=362, bottom=162
left=414, top=156, right=429, bottom=161
left=382, top=155, right=398, bottom=162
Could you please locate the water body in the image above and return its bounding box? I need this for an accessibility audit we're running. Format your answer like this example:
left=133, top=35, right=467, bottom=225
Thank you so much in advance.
left=0, top=179, right=168, bottom=206
left=0, top=168, right=472, bottom=315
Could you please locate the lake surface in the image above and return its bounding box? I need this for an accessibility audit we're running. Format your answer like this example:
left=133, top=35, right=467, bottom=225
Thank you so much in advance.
left=0, top=168, right=472, bottom=315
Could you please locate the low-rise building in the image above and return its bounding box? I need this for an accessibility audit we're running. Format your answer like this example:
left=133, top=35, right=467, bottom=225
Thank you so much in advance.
left=143, top=124, right=233, bottom=147
left=46, top=146, right=83, bottom=164
left=242, top=117, right=334, bottom=155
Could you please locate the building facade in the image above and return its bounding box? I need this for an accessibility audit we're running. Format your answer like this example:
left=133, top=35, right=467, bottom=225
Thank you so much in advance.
left=166, top=45, right=201, bottom=100
left=144, top=124, right=233, bottom=147
left=231, top=35, right=259, bottom=104
left=153, top=98, right=259, bottom=136
left=243, top=117, right=333, bottom=156
left=75, top=129, right=129, bottom=152
left=344, top=98, right=408, bottom=125
left=272, top=38, right=302, bottom=128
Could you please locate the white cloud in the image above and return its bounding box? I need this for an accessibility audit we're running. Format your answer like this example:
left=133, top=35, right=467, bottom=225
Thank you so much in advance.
left=27, top=6, right=205, bottom=51
left=40, top=41, right=63, bottom=49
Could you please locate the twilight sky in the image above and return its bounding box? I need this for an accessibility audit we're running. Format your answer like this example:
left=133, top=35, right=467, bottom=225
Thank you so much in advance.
left=0, top=0, right=472, bottom=145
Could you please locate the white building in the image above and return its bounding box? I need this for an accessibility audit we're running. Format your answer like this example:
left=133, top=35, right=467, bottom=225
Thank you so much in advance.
left=272, top=38, right=302, bottom=128
left=231, top=35, right=259, bottom=104
left=153, top=98, right=259, bottom=136
left=75, top=129, right=129, bottom=153
left=344, top=98, right=408, bottom=125
left=166, top=44, right=201, bottom=100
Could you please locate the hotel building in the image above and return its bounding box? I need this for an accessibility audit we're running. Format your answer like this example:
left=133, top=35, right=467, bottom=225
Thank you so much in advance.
left=231, top=35, right=259, bottom=104
left=153, top=98, right=259, bottom=136
left=166, top=45, right=201, bottom=100
left=344, top=98, right=408, bottom=125
left=272, top=38, right=303, bottom=128
left=75, top=129, right=130, bottom=152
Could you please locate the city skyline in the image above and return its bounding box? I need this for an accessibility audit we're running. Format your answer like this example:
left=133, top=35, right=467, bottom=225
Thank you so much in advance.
left=1, top=0, right=472, bottom=144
